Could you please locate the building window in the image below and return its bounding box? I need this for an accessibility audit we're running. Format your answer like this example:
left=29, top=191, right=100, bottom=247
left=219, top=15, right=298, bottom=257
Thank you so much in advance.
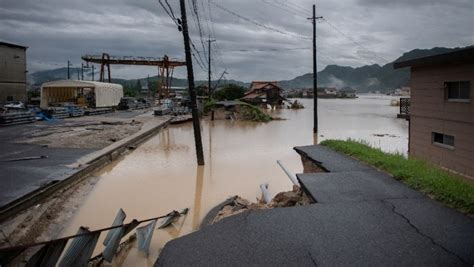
left=432, top=132, right=455, bottom=149
left=445, top=81, right=470, bottom=101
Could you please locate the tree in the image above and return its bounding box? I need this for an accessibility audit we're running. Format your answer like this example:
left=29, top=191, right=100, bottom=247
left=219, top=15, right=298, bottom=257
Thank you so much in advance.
left=148, top=80, right=160, bottom=96
left=213, top=84, right=246, bottom=101
left=135, top=80, right=142, bottom=91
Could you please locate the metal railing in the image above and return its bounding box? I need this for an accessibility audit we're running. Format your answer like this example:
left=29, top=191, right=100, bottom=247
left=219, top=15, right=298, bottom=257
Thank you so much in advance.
left=400, top=97, right=410, bottom=116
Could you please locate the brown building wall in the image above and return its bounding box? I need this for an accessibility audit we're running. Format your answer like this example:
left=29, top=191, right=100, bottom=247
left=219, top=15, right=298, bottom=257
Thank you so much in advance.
left=0, top=83, right=27, bottom=102
left=409, top=63, right=474, bottom=178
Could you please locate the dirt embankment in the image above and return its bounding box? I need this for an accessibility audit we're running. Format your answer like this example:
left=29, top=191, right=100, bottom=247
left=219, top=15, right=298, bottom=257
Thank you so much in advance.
left=16, top=120, right=142, bottom=149
left=0, top=175, right=101, bottom=264
left=205, top=186, right=313, bottom=226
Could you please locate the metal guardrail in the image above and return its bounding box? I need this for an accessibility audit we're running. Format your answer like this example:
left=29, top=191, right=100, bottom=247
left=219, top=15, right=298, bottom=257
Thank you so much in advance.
left=400, top=97, right=410, bottom=115
left=0, top=209, right=187, bottom=266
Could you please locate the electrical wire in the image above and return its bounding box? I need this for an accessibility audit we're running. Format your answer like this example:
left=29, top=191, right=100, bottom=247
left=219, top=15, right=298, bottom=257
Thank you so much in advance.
left=157, top=0, right=208, bottom=73
left=259, top=0, right=310, bottom=17
left=275, top=0, right=310, bottom=16
left=158, top=0, right=179, bottom=27
left=190, top=0, right=209, bottom=62
left=209, top=0, right=311, bottom=41
left=220, top=47, right=311, bottom=53
left=321, top=17, right=390, bottom=63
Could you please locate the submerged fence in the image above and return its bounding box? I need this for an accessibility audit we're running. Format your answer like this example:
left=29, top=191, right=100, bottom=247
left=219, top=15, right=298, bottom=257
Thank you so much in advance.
left=0, top=209, right=187, bottom=266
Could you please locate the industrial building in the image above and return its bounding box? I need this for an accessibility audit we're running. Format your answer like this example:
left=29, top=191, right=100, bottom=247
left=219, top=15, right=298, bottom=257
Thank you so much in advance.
left=394, top=47, right=474, bottom=179
left=0, top=41, right=28, bottom=103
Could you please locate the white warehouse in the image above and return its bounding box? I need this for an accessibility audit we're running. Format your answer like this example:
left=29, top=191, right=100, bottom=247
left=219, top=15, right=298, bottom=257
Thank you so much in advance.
left=40, top=80, right=123, bottom=108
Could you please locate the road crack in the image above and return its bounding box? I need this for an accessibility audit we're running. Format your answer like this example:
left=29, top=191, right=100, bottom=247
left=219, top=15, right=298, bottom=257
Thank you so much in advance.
left=383, top=200, right=470, bottom=265
left=306, top=250, right=318, bottom=266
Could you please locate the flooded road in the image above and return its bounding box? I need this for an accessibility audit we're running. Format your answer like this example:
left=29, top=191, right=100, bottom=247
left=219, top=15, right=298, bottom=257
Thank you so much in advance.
left=61, top=95, right=408, bottom=265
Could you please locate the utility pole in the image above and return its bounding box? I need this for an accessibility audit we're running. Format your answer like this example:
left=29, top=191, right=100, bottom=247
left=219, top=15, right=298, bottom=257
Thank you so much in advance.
left=92, top=65, right=95, bottom=81
left=207, top=37, right=215, bottom=98
left=179, top=0, right=205, bottom=165
left=308, top=4, right=322, bottom=134
left=81, top=63, right=84, bottom=80
left=67, top=60, right=72, bottom=80
left=213, top=69, right=228, bottom=92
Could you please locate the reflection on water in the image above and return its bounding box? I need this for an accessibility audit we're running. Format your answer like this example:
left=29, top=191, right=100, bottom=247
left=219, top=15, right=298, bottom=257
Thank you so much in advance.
left=61, top=95, right=407, bottom=265
left=317, top=94, right=408, bottom=154
left=192, top=166, right=204, bottom=231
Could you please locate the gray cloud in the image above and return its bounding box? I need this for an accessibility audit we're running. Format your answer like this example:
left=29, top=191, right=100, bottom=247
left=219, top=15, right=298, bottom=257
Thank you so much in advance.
left=1, top=0, right=473, bottom=82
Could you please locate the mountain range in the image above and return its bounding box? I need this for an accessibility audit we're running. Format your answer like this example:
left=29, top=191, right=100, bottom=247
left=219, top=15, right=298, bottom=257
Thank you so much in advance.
left=28, top=46, right=471, bottom=92
left=279, top=46, right=471, bottom=92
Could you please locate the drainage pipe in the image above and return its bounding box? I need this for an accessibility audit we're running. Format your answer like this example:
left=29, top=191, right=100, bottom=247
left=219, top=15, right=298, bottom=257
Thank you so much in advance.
left=276, top=160, right=299, bottom=186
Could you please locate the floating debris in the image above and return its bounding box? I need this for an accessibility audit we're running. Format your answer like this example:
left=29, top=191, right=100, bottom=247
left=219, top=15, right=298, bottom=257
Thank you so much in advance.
left=373, top=133, right=399, bottom=138
left=158, top=209, right=189, bottom=229
left=26, top=239, right=67, bottom=267
left=290, top=100, right=305, bottom=109
left=58, top=227, right=100, bottom=267
left=103, top=209, right=126, bottom=247
left=136, top=219, right=157, bottom=256
left=260, top=183, right=272, bottom=204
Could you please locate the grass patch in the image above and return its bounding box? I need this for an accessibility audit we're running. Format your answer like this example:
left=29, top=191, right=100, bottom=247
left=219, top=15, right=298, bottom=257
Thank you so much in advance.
left=203, top=99, right=217, bottom=114
left=205, top=101, right=272, bottom=122
left=320, top=139, right=474, bottom=214
left=239, top=103, right=272, bottom=122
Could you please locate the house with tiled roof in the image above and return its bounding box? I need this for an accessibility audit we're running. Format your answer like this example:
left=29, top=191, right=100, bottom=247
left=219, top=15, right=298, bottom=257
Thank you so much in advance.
left=241, top=81, right=285, bottom=107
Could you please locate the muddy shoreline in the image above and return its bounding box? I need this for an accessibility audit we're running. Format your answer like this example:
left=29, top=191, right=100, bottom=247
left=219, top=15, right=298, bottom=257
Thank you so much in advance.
left=0, top=111, right=171, bottom=265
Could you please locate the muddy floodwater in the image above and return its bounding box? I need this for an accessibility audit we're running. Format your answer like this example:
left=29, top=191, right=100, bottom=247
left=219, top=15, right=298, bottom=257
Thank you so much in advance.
left=61, top=95, right=408, bottom=265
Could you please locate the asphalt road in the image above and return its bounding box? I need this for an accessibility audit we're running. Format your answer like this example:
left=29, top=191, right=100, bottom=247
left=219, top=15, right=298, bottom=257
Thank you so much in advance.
left=0, top=122, right=95, bottom=207
left=156, top=145, right=474, bottom=266
left=0, top=110, right=151, bottom=207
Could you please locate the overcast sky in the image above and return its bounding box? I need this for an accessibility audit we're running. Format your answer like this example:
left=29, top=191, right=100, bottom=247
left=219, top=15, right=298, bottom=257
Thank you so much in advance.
left=1, top=0, right=473, bottom=82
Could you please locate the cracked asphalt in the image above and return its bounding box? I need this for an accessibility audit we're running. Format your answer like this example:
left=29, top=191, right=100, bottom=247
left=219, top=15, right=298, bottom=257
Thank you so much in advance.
left=155, top=145, right=474, bottom=266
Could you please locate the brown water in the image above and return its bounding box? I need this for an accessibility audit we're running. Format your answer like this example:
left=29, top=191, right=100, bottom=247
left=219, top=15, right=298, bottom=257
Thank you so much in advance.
left=61, top=95, right=408, bottom=265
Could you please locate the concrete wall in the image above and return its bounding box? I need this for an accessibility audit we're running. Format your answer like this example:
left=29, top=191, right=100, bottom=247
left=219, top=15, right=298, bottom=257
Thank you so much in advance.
left=0, top=44, right=27, bottom=102
left=409, top=63, right=474, bottom=178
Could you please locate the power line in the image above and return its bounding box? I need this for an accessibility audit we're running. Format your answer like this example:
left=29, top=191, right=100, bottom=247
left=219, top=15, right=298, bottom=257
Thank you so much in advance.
left=157, top=0, right=208, bottom=73
left=276, top=0, right=310, bottom=16
left=259, top=0, right=302, bottom=17
left=260, top=0, right=311, bottom=17
left=200, top=0, right=221, bottom=75
left=158, top=0, right=179, bottom=27
left=199, top=0, right=212, bottom=41
left=206, top=0, right=224, bottom=63
left=209, top=0, right=311, bottom=41
left=189, top=0, right=209, bottom=62
left=165, top=0, right=177, bottom=20
left=222, top=47, right=311, bottom=53
left=190, top=38, right=209, bottom=71
left=321, top=17, right=390, bottom=64
left=206, top=0, right=218, bottom=44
